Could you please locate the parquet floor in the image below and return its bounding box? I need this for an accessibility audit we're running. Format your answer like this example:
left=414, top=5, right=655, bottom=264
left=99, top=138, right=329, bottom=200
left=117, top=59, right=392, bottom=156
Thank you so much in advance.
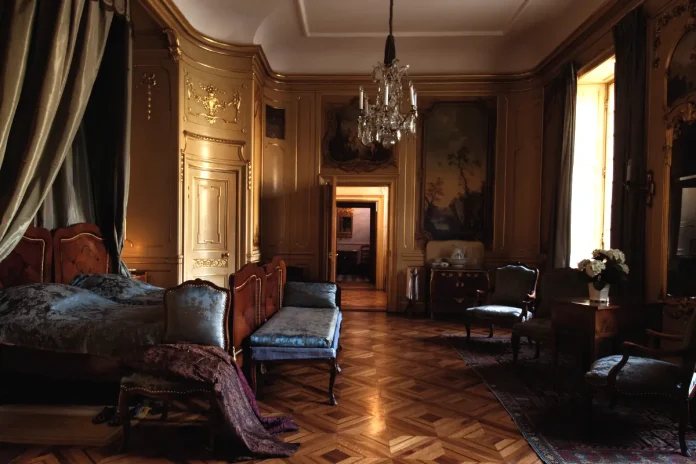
left=340, top=288, right=387, bottom=311
left=2, top=312, right=541, bottom=464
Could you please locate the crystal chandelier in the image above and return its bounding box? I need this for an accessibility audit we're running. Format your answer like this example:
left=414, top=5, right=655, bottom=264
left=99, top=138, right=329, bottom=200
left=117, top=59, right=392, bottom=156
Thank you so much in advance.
left=357, top=0, right=417, bottom=149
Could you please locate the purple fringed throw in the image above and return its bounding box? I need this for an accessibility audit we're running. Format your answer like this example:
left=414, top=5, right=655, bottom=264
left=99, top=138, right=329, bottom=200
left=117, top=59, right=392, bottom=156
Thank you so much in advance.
left=124, top=344, right=298, bottom=460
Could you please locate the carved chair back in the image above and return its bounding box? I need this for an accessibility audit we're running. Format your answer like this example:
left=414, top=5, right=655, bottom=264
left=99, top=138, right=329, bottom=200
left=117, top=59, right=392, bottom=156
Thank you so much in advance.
left=535, top=268, right=587, bottom=318
left=163, top=279, right=231, bottom=351
left=489, top=263, right=539, bottom=308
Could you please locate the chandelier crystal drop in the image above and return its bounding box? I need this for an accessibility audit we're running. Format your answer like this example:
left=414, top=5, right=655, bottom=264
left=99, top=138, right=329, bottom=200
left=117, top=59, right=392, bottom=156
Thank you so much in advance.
left=357, top=0, right=417, bottom=149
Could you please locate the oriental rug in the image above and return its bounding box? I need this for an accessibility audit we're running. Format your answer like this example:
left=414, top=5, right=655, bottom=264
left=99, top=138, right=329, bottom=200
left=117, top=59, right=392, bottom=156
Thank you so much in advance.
left=448, top=334, right=696, bottom=463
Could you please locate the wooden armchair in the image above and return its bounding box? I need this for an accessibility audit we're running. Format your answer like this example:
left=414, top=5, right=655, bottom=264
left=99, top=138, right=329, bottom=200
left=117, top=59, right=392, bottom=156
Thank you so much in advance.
left=464, top=263, right=539, bottom=340
left=584, top=300, right=696, bottom=457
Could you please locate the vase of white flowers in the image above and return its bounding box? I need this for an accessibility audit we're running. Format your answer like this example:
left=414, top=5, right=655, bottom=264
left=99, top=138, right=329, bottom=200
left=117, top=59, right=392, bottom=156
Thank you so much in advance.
left=577, top=249, right=629, bottom=302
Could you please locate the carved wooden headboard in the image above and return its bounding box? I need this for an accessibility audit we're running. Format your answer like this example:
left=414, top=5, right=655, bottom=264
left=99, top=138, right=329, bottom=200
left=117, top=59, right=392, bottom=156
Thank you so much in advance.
left=263, top=257, right=286, bottom=322
left=229, top=263, right=265, bottom=368
left=0, top=226, right=52, bottom=288
left=53, top=223, right=110, bottom=284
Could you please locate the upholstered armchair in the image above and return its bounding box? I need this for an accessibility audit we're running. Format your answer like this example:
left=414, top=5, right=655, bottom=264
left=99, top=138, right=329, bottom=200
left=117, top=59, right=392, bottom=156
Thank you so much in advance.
left=584, top=301, right=696, bottom=457
left=511, top=268, right=586, bottom=362
left=465, top=263, right=539, bottom=340
left=118, top=279, right=231, bottom=451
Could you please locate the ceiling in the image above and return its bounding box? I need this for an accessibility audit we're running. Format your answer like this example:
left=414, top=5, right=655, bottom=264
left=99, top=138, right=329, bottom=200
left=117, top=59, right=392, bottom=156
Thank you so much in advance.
left=170, top=0, right=612, bottom=75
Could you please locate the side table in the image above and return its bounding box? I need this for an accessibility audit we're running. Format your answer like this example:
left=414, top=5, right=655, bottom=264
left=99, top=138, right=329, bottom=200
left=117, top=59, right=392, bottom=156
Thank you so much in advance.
left=551, top=298, right=624, bottom=372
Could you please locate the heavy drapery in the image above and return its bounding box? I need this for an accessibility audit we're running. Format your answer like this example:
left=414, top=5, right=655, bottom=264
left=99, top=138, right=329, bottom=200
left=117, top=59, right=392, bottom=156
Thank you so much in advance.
left=540, top=62, right=577, bottom=269
left=35, top=15, right=132, bottom=275
left=611, top=7, right=647, bottom=303
left=0, top=0, right=129, bottom=267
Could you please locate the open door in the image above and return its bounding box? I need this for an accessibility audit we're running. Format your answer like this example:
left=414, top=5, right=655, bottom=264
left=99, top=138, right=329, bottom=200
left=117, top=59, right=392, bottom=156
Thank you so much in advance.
left=320, top=179, right=337, bottom=282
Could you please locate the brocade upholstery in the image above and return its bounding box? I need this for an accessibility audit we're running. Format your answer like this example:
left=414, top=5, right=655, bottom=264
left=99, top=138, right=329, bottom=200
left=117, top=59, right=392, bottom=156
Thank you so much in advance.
left=490, top=265, right=538, bottom=307
left=164, top=283, right=229, bottom=350
left=468, top=305, right=524, bottom=321
left=250, top=307, right=339, bottom=349
left=121, top=372, right=209, bottom=393
left=585, top=355, right=694, bottom=398
left=71, top=273, right=164, bottom=305
left=283, top=282, right=338, bottom=309
left=0, top=284, right=163, bottom=357
left=512, top=317, right=552, bottom=338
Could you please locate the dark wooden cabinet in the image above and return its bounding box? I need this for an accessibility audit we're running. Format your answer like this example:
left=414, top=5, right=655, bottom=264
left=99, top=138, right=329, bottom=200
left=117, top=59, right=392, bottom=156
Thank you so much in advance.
left=429, top=269, right=487, bottom=318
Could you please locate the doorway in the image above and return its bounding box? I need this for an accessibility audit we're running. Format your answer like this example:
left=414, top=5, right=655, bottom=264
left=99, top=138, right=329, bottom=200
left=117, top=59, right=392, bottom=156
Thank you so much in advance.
left=334, top=186, right=389, bottom=311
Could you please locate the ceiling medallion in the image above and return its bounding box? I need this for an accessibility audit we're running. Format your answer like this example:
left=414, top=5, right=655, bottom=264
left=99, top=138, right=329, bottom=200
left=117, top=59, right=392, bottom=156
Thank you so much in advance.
left=358, top=0, right=417, bottom=148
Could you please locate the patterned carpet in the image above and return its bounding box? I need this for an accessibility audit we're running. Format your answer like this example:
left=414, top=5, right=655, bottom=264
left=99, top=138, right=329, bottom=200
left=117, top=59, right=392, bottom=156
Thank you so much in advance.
left=0, top=313, right=541, bottom=463
left=450, top=334, right=696, bottom=463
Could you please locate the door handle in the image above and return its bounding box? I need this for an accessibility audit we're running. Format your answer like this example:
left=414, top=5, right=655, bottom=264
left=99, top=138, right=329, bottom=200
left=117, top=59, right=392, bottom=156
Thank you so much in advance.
left=221, top=252, right=229, bottom=258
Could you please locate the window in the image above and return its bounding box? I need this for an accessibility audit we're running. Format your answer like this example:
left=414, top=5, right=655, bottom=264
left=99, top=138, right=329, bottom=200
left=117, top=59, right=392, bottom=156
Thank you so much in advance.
left=569, top=57, right=615, bottom=266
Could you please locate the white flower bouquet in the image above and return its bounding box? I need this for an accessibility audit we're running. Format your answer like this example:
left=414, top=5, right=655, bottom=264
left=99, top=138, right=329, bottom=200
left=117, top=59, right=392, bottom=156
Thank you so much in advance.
left=577, top=249, right=629, bottom=291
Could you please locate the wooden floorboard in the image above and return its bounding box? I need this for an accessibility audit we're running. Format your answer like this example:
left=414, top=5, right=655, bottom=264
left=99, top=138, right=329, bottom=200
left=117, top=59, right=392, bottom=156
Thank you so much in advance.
left=2, top=312, right=541, bottom=464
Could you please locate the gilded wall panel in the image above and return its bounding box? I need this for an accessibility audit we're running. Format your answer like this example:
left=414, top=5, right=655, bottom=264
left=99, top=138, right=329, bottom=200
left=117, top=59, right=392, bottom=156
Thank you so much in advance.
left=182, top=66, right=251, bottom=139
left=125, top=59, right=179, bottom=262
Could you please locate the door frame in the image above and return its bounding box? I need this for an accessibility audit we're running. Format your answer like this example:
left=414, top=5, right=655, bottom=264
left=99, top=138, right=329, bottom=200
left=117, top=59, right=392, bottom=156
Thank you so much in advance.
left=335, top=200, right=378, bottom=283
left=319, top=174, right=397, bottom=310
left=183, top=156, right=248, bottom=284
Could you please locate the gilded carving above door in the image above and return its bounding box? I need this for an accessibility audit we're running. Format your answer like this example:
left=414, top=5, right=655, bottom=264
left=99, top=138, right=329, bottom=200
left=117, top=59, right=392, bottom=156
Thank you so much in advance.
left=185, top=70, right=241, bottom=125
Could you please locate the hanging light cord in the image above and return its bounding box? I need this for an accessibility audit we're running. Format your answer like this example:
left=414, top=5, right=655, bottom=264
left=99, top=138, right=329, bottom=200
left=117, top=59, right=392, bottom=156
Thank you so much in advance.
left=384, top=0, right=396, bottom=65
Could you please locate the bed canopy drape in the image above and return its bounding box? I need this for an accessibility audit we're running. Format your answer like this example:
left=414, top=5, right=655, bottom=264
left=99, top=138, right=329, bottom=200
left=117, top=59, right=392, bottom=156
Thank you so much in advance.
left=0, top=0, right=131, bottom=274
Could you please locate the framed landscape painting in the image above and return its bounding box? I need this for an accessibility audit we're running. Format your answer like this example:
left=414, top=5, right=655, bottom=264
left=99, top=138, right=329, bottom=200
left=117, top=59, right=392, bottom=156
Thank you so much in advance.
left=322, top=97, right=396, bottom=172
left=420, top=100, right=496, bottom=244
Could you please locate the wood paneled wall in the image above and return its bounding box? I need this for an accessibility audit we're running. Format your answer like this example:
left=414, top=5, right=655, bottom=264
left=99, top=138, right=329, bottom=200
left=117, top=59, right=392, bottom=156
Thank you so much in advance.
left=260, top=86, right=543, bottom=311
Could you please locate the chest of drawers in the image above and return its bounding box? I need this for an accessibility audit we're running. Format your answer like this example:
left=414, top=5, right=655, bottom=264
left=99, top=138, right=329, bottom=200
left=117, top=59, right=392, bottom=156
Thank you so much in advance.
left=429, top=268, right=487, bottom=318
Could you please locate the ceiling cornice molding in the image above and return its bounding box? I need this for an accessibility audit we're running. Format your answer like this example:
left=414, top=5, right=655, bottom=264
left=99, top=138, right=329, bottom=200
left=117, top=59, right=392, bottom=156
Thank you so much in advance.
left=140, top=0, right=643, bottom=88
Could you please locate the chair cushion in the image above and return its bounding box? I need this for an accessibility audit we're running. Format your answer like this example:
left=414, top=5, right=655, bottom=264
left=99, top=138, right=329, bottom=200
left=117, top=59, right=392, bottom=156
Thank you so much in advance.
left=512, top=317, right=552, bottom=338
left=121, top=373, right=210, bottom=394
left=251, top=306, right=339, bottom=348
left=283, top=282, right=338, bottom=309
left=163, top=284, right=229, bottom=349
left=584, top=355, right=693, bottom=397
left=468, top=305, right=524, bottom=320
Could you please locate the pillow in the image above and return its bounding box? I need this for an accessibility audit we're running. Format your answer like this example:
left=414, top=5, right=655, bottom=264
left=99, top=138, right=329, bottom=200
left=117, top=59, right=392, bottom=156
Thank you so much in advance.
left=283, top=282, right=338, bottom=309
left=71, top=273, right=164, bottom=305
left=163, top=282, right=230, bottom=349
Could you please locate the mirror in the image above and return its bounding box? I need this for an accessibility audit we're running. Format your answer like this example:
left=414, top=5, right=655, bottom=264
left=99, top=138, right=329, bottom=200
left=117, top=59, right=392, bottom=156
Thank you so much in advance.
left=667, top=122, right=696, bottom=297
left=337, top=208, right=353, bottom=238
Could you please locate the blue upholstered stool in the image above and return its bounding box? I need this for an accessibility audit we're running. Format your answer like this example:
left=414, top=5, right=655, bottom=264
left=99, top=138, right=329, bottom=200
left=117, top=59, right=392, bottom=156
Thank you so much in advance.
left=250, top=308, right=342, bottom=405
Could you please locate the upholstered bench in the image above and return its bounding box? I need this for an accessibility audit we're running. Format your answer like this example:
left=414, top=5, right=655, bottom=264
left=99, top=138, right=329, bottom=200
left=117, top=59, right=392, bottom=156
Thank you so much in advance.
left=250, top=307, right=342, bottom=405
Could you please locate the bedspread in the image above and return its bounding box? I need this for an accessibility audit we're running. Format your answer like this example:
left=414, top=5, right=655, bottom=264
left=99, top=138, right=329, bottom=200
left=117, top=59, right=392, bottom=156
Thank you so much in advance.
left=0, top=284, right=163, bottom=357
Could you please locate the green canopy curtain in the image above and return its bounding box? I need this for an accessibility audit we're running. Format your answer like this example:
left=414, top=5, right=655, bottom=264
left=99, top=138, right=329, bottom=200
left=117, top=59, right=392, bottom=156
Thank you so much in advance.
left=0, top=0, right=128, bottom=262
left=540, top=62, right=577, bottom=269
left=611, top=6, right=647, bottom=303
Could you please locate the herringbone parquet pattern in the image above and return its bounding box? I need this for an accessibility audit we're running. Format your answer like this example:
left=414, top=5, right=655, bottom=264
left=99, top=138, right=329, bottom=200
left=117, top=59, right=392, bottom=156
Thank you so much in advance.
left=2, top=312, right=541, bottom=464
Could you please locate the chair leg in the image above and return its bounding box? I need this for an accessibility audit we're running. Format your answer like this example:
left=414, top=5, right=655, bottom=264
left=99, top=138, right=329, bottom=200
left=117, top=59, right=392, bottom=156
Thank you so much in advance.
left=329, top=359, right=338, bottom=406
left=488, top=325, right=494, bottom=338
left=583, top=387, right=594, bottom=438
left=511, top=333, right=521, bottom=363
left=680, top=400, right=691, bottom=457
left=160, top=401, right=169, bottom=421
left=249, top=360, right=258, bottom=396
left=534, top=341, right=540, bottom=359
left=118, top=390, right=131, bottom=452
left=465, top=322, right=471, bottom=341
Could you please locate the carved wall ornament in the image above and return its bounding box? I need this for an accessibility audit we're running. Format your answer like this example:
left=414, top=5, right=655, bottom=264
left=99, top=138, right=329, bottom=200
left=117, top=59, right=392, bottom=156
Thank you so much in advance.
left=185, top=74, right=241, bottom=125
left=192, top=258, right=229, bottom=268
left=246, top=160, right=252, bottom=190
left=652, top=0, right=696, bottom=69
left=664, top=100, right=696, bottom=139
left=163, top=28, right=182, bottom=63
left=137, top=73, right=158, bottom=120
